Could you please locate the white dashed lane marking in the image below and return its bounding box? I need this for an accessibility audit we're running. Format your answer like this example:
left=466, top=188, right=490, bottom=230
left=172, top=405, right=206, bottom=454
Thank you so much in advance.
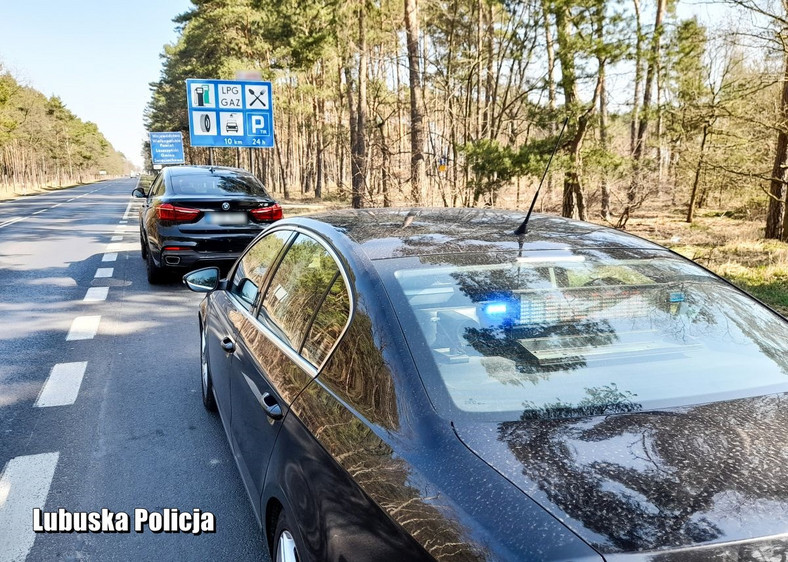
left=94, top=268, right=113, bottom=278
left=66, top=316, right=101, bottom=341
left=110, top=236, right=123, bottom=242
left=0, top=217, right=25, bottom=229
left=102, top=253, right=118, bottom=262
left=106, top=242, right=137, bottom=252
left=35, top=362, right=88, bottom=407
left=0, top=452, right=60, bottom=562
left=83, top=287, right=108, bottom=302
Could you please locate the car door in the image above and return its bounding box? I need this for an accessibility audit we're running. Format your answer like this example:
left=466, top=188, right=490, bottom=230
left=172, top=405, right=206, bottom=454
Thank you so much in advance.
left=209, top=230, right=294, bottom=421
left=228, top=231, right=348, bottom=514
left=141, top=173, right=166, bottom=252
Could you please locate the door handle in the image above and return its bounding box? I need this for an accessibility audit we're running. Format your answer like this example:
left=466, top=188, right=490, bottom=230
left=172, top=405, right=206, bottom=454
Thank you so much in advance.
left=260, top=392, right=283, bottom=421
left=221, top=336, right=236, bottom=353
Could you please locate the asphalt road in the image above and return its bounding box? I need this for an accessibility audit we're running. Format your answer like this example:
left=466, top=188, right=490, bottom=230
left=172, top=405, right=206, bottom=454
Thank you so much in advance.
left=0, top=179, right=268, bottom=561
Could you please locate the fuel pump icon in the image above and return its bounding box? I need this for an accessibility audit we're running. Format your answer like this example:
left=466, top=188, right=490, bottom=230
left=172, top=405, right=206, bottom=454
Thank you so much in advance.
left=194, top=86, right=210, bottom=107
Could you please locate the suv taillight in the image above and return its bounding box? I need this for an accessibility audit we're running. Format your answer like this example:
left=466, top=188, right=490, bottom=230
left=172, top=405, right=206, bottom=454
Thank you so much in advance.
left=250, top=203, right=283, bottom=222
left=157, top=203, right=200, bottom=222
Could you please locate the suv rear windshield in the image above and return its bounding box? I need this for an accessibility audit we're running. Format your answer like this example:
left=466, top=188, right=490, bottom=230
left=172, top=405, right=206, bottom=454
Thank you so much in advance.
left=379, top=249, right=788, bottom=421
left=169, top=170, right=270, bottom=197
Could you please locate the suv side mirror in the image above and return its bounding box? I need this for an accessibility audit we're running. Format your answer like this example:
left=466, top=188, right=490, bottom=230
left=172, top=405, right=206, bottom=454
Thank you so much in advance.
left=132, top=188, right=147, bottom=198
left=183, top=267, right=220, bottom=293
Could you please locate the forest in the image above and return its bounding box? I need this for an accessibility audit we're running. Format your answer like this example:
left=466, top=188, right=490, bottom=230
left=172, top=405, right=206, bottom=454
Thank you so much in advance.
left=0, top=67, right=129, bottom=195
left=144, top=0, right=788, bottom=244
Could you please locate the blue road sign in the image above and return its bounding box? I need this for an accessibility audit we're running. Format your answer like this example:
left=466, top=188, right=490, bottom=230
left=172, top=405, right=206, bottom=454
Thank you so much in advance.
left=186, top=79, right=275, bottom=148
left=149, top=132, right=185, bottom=165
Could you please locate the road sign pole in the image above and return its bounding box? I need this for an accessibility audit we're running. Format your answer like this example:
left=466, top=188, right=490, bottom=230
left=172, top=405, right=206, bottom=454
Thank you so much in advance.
left=209, top=147, right=215, bottom=166
left=249, top=148, right=254, bottom=176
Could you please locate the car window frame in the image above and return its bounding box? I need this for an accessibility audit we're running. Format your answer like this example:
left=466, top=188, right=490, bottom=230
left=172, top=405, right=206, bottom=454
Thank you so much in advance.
left=148, top=173, right=165, bottom=199
left=254, top=227, right=355, bottom=367
left=224, top=224, right=355, bottom=376
left=226, top=229, right=296, bottom=313
left=255, top=233, right=339, bottom=349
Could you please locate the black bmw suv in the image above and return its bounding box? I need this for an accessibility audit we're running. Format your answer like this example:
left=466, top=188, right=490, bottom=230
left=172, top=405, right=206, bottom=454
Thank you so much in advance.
left=133, top=165, right=282, bottom=283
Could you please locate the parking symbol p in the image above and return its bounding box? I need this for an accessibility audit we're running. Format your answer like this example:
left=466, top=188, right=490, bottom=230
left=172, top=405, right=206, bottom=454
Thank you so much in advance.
left=248, top=113, right=267, bottom=135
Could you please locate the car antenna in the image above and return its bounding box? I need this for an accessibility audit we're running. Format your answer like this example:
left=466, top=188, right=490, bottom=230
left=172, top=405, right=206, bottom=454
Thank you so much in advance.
left=514, top=117, right=569, bottom=236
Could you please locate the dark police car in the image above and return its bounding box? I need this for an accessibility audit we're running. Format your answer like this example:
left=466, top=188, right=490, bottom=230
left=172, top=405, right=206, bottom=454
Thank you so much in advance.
left=184, top=208, right=788, bottom=561
left=133, top=165, right=281, bottom=283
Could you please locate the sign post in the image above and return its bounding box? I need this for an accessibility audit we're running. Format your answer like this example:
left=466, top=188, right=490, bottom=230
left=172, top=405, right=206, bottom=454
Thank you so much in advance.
left=186, top=79, right=275, bottom=149
left=149, top=132, right=185, bottom=165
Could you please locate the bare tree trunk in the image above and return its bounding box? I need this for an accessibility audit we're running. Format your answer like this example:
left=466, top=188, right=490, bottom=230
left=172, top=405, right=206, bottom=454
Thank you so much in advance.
left=379, top=120, right=392, bottom=207
left=656, top=50, right=665, bottom=191
left=345, top=64, right=358, bottom=205
left=629, top=0, right=665, bottom=204
left=315, top=64, right=325, bottom=199
left=630, top=0, right=643, bottom=156
left=555, top=2, right=590, bottom=221
left=596, top=7, right=611, bottom=221
left=541, top=0, right=557, bottom=199
left=482, top=0, right=494, bottom=139
left=405, top=0, right=426, bottom=204
left=274, top=135, right=289, bottom=198
left=768, top=52, right=788, bottom=239
left=351, top=0, right=367, bottom=209
left=686, top=122, right=709, bottom=223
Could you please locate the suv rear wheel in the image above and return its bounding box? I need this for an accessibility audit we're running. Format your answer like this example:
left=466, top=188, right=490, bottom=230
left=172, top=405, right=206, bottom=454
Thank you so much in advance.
left=146, top=249, right=166, bottom=284
left=140, top=232, right=148, bottom=259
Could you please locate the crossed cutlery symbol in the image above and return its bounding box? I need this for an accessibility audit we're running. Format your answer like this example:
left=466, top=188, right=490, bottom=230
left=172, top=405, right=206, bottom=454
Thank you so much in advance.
left=248, top=88, right=267, bottom=108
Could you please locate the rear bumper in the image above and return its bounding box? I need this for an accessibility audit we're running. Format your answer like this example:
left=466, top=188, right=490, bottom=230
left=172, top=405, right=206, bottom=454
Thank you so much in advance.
left=156, top=248, right=241, bottom=270
left=153, top=230, right=262, bottom=270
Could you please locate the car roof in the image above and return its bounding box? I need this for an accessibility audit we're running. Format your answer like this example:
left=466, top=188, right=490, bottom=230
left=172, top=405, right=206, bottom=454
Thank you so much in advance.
left=289, top=207, right=666, bottom=261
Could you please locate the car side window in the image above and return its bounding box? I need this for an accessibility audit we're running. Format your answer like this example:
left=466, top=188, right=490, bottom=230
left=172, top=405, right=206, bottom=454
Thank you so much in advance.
left=300, top=274, right=350, bottom=366
left=149, top=175, right=165, bottom=198
left=259, top=233, right=341, bottom=353
left=228, top=230, right=292, bottom=312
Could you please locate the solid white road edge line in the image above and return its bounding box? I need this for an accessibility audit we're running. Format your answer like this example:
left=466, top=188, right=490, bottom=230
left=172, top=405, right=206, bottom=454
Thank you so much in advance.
left=0, top=452, right=60, bottom=562
left=35, top=362, right=88, bottom=407
left=65, top=316, right=101, bottom=341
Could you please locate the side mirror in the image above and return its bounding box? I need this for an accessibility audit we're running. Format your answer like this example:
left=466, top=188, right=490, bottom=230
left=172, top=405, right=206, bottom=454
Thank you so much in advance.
left=132, top=188, right=147, bottom=198
left=183, top=267, right=220, bottom=293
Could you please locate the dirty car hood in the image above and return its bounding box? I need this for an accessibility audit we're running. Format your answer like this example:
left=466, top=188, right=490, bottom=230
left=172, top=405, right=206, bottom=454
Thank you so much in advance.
left=453, top=394, right=788, bottom=559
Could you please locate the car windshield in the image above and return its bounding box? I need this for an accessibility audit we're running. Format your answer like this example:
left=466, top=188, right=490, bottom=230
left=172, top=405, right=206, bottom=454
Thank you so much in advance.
left=378, top=249, right=788, bottom=421
left=169, top=171, right=270, bottom=197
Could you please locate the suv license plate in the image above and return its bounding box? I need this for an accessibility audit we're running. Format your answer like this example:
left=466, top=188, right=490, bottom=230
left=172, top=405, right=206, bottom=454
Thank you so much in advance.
left=208, top=212, right=246, bottom=225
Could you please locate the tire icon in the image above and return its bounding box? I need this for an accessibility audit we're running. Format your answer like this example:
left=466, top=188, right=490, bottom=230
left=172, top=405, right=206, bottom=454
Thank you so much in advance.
left=202, top=114, right=211, bottom=133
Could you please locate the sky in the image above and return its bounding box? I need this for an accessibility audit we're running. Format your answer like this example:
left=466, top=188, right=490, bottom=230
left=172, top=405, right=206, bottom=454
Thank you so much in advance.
left=0, top=0, right=193, bottom=168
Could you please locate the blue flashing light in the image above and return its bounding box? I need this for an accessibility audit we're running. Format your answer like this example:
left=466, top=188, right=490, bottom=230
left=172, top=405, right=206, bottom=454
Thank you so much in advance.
left=669, top=292, right=685, bottom=303
left=484, top=303, right=508, bottom=315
